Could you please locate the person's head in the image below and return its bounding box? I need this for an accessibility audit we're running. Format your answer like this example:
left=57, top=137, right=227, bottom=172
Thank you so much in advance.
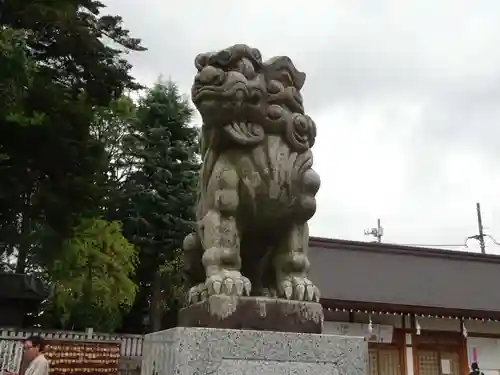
left=23, top=336, right=45, bottom=361
left=471, top=363, right=480, bottom=371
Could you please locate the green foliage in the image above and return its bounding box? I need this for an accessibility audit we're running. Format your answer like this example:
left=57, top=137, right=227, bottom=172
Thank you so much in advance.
left=0, top=27, right=43, bottom=126
left=118, top=80, right=200, bottom=332
left=0, top=0, right=147, bottom=331
left=0, top=0, right=200, bottom=332
left=123, top=81, right=199, bottom=251
left=157, top=248, right=187, bottom=311
left=91, top=96, right=138, bottom=187
left=1, top=0, right=146, bottom=106
left=0, top=0, right=144, bottom=273
left=49, top=218, right=137, bottom=331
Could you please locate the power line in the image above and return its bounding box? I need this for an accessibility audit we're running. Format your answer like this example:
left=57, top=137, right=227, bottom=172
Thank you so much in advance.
left=466, top=233, right=500, bottom=247
left=396, top=233, right=500, bottom=250
left=485, top=233, right=500, bottom=246
left=391, top=233, right=500, bottom=250
left=394, top=233, right=500, bottom=254
left=363, top=203, right=500, bottom=251
left=400, top=243, right=468, bottom=248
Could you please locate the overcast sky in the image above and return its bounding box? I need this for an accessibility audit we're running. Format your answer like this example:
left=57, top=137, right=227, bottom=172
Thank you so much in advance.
left=104, top=0, right=500, bottom=254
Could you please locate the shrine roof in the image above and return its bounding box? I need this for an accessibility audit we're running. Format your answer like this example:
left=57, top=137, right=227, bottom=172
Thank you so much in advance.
left=309, top=237, right=500, bottom=319
left=0, top=272, right=49, bottom=301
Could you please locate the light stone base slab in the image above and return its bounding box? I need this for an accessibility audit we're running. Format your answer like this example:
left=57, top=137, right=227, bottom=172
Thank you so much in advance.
left=141, top=327, right=368, bottom=375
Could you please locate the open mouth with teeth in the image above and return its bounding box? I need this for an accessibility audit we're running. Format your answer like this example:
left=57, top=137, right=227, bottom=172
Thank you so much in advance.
left=192, top=83, right=263, bottom=106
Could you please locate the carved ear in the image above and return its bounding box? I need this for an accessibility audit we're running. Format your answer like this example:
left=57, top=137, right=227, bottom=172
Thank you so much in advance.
left=251, top=48, right=262, bottom=62
left=264, top=56, right=306, bottom=90
left=285, top=114, right=317, bottom=152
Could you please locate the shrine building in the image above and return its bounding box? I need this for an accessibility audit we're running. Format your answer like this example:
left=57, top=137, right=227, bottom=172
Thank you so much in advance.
left=309, top=237, right=500, bottom=375
left=0, top=272, right=48, bottom=327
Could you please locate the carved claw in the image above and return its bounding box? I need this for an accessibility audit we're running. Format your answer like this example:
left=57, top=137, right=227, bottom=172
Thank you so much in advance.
left=205, top=271, right=251, bottom=298
left=278, top=276, right=320, bottom=302
left=188, top=283, right=209, bottom=304
left=306, top=284, right=316, bottom=301
left=235, top=279, right=244, bottom=295
left=188, top=289, right=198, bottom=304
left=243, top=279, right=251, bottom=295
left=223, top=278, right=234, bottom=294
left=210, top=280, right=222, bottom=294
left=295, top=284, right=306, bottom=300
left=282, top=280, right=293, bottom=299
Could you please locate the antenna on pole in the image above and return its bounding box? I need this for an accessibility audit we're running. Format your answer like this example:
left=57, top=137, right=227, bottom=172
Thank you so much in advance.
left=465, top=202, right=487, bottom=253
left=365, top=218, right=384, bottom=243
left=476, top=202, right=486, bottom=254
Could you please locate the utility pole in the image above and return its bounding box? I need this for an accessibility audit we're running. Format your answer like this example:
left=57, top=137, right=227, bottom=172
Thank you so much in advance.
left=365, top=218, right=384, bottom=243
left=476, top=202, right=486, bottom=254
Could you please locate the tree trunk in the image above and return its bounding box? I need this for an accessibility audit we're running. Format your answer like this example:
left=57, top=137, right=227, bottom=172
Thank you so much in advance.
left=149, top=268, right=163, bottom=332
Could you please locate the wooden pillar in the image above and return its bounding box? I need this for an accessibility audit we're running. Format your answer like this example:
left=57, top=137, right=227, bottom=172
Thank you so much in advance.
left=460, top=318, right=469, bottom=375
left=409, top=314, right=418, bottom=375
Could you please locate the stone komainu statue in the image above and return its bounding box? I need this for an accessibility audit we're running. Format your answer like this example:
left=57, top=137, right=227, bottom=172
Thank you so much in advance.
left=183, top=44, right=321, bottom=304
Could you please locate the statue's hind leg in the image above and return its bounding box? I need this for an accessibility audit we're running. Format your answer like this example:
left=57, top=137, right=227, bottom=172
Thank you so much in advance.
left=273, top=223, right=320, bottom=302
left=188, top=157, right=251, bottom=303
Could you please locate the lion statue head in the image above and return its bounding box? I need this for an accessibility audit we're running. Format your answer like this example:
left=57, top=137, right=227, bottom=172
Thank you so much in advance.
left=191, top=44, right=316, bottom=155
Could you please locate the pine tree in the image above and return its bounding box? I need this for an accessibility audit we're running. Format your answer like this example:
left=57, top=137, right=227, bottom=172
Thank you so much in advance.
left=120, top=80, right=200, bottom=332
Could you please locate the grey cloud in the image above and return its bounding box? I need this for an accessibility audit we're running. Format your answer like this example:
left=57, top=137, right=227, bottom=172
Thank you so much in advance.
left=103, top=0, right=500, bottom=253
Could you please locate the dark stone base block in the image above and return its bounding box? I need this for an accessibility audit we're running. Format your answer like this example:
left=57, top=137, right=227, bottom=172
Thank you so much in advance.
left=178, top=295, right=324, bottom=333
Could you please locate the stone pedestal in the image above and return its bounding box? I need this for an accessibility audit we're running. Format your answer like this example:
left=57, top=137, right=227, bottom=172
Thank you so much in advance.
left=141, top=327, right=368, bottom=375
left=178, top=295, right=324, bottom=333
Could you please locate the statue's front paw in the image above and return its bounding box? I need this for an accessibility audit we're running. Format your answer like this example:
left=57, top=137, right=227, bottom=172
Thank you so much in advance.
left=278, top=276, right=320, bottom=302
left=206, top=270, right=251, bottom=297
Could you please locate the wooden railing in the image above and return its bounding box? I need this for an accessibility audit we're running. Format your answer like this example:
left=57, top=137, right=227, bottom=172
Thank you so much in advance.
left=0, top=339, right=22, bottom=372
left=0, top=328, right=144, bottom=358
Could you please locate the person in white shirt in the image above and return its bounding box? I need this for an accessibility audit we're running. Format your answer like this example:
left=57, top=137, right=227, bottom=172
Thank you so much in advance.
left=6, top=336, right=49, bottom=375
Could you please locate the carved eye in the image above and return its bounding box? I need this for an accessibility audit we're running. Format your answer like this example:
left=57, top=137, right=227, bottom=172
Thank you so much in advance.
left=235, top=59, right=256, bottom=79
left=267, top=80, right=283, bottom=94
left=208, top=50, right=232, bottom=67
left=217, top=50, right=231, bottom=64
